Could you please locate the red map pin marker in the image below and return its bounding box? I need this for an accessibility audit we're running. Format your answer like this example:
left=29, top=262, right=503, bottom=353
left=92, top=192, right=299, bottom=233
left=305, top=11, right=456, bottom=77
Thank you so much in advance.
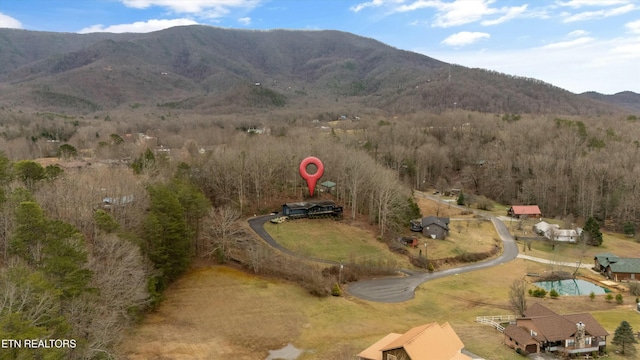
left=299, top=156, right=324, bottom=197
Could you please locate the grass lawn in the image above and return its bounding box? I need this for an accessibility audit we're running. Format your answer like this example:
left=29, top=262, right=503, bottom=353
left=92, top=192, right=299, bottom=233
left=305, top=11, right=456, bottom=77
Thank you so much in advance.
left=265, top=216, right=500, bottom=270
left=405, top=220, right=499, bottom=262
left=117, top=260, right=640, bottom=360
left=265, top=218, right=412, bottom=268
left=516, top=230, right=640, bottom=265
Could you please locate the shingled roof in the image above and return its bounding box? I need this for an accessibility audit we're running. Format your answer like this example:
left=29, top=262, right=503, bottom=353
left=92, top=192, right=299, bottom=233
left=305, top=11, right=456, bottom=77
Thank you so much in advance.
left=518, top=303, right=608, bottom=342
left=594, top=253, right=640, bottom=273
left=504, top=325, right=538, bottom=346
left=421, top=216, right=450, bottom=230
left=509, top=205, right=542, bottom=215
left=358, top=322, right=471, bottom=360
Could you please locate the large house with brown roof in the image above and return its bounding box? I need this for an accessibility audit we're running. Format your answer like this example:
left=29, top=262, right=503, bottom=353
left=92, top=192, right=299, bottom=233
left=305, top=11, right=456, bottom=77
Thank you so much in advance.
left=503, top=303, right=608, bottom=356
left=507, top=205, right=542, bottom=219
left=594, top=253, right=640, bottom=281
left=357, top=322, right=471, bottom=360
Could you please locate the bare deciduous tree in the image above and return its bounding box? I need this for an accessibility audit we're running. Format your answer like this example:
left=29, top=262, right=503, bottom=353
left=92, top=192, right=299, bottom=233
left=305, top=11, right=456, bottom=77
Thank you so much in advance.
left=509, top=278, right=528, bottom=317
left=204, top=206, right=244, bottom=260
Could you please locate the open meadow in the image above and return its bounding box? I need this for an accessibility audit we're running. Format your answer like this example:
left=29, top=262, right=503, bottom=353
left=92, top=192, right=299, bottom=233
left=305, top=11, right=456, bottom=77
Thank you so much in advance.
left=117, top=259, right=640, bottom=360
left=116, top=197, right=640, bottom=359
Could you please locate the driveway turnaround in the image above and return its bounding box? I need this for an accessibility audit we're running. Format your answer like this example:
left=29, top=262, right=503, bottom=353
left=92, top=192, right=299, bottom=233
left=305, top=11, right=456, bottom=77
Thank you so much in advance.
left=248, top=213, right=519, bottom=303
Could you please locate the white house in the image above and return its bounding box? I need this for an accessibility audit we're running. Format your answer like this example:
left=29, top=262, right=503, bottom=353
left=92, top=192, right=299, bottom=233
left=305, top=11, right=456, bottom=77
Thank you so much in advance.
left=534, top=221, right=582, bottom=243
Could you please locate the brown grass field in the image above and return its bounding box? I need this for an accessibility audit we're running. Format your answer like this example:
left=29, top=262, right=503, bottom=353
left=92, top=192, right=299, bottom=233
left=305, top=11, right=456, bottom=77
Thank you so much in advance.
left=116, top=197, right=640, bottom=359
left=116, top=260, right=639, bottom=360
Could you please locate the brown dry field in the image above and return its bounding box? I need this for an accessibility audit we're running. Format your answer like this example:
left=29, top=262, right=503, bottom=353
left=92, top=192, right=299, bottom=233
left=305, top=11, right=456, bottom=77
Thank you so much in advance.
left=415, top=193, right=476, bottom=219
left=116, top=196, right=640, bottom=359
left=116, top=259, right=639, bottom=360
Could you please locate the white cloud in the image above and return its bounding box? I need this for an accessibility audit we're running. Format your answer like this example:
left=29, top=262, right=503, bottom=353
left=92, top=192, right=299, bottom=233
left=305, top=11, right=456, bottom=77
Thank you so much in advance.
left=481, top=4, right=528, bottom=26
left=238, top=17, right=251, bottom=25
left=0, top=12, right=22, bottom=29
left=542, top=36, right=594, bottom=48
left=391, top=0, right=528, bottom=28
left=350, top=0, right=404, bottom=13
left=563, top=4, right=636, bottom=22
left=441, top=31, right=490, bottom=46
left=423, top=35, right=640, bottom=94
left=557, top=0, right=632, bottom=8
left=625, top=19, right=640, bottom=33
left=120, top=0, right=261, bottom=18
left=568, top=29, right=589, bottom=37
left=429, top=1, right=499, bottom=27
left=78, top=18, right=199, bottom=33
left=409, top=20, right=429, bottom=26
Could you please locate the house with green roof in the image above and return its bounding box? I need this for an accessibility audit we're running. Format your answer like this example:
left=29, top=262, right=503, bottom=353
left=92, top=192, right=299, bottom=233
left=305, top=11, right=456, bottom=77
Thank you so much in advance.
left=594, top=253, right=640, bottom=281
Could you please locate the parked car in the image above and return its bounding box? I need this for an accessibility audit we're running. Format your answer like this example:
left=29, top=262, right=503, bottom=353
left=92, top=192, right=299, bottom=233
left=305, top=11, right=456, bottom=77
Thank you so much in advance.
left=270, top=216, right=288, bottom=224
left=410, top=219, right=423, bottom=232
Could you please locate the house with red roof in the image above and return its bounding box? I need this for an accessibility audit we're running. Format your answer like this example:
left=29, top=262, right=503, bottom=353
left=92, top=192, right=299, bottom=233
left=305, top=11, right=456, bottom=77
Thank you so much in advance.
left=503, top=303, right=608, bottom=356
left=507, top=205, right=541, bottom=219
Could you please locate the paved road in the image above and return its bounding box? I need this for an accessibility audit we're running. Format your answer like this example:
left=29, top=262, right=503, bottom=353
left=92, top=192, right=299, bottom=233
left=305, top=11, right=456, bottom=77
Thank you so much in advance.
left=346, top=216, right=518, bottom=302
left=248, top=214, right=339, bottom=266
left=247, top=196, right=521, bottom=303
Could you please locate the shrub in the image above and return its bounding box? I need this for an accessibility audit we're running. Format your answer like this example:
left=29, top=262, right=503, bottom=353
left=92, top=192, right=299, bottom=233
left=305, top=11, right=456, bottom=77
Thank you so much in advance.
left=331, top=283, right=342, bottom=297
left=410, top=255, right=429, bottom=269
left=615, top=293, right=623, bottom=304
left=531, top=288, right=547, bottom=298
left=476, top=197, right=494, bottom=211
left=606, top=293, right=614, bottom=302
left=549, top=289, right=559, bottom=299
left=590, top=291, right=596, bottom=301
left=515, top=348, right=529, bottom=356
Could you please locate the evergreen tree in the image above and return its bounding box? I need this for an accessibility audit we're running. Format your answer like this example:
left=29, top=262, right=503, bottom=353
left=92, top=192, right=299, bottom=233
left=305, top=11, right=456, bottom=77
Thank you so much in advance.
left=457, top=191, right=465, bottom=206
left=612, top=320, right=638, bottom=355
left=93, top=209, right=120, bottom=233
left=13, top=160, right=45, bottom=189
left=0, top=151, right=12, bottom=186
left=169, top=178, right=210, bottom=245
left=11, top=202, right=92, bottom=298
left=583, top=217, right=603, bottom=246
left=44, top=164, right=64, bottom=180
left=0, top=264, right=70, bottom=359
left=57, top=143, right=78, bottom=159
left=624, top=221, right=636, bottom=238
left=144, top=184, right=190, bottom=291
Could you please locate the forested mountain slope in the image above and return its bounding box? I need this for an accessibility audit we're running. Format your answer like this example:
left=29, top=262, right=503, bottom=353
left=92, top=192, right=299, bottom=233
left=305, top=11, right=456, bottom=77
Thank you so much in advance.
left=0, top=26, right=631, bottom=115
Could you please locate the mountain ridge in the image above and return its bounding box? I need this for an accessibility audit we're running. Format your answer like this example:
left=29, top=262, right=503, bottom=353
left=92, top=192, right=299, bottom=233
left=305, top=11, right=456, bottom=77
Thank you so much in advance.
left=0, top=25, right=636, bottom=115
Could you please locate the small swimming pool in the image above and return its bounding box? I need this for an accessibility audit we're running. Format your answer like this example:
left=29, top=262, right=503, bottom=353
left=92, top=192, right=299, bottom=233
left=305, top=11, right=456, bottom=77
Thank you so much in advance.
left=535, top=279, right=610, bottom=296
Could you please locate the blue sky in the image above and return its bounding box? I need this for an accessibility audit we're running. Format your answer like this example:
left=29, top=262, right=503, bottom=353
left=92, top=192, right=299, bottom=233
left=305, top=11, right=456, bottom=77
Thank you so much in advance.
left=1, top=0, right=639, bottom=94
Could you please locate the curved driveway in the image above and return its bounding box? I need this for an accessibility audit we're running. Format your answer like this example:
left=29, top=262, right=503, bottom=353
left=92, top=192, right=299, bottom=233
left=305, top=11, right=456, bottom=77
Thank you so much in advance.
left=248, top=209, right=519, bottom=303
left=346, top=217, right=518, bottom=302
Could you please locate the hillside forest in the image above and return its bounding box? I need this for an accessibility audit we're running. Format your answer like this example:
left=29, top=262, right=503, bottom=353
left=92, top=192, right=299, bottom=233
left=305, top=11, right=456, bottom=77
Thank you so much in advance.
left=0, top=102, right=640, bottom=357
left=1, top=25, right=640, bottom=359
